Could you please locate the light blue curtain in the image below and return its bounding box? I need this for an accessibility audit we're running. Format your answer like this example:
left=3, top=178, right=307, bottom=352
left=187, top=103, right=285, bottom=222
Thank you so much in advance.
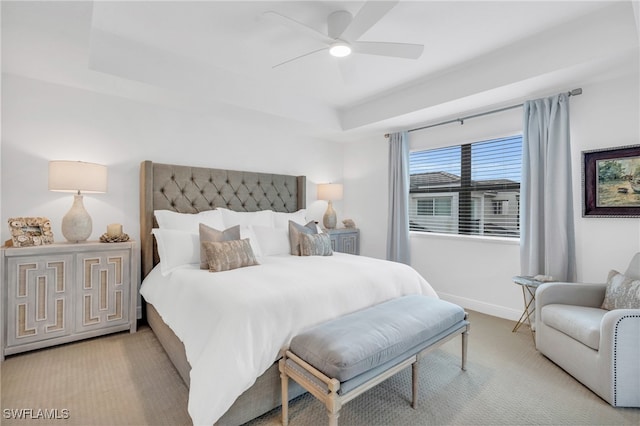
left=387, top=131, right=411, bottom=264
left=521, top=93, right=576, bottom=281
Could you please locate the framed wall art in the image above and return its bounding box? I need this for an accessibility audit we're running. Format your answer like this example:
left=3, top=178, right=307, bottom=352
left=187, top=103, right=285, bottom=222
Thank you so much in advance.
left=7, top=217, right=55, bottom=247
left=582, top=144, right=640, bottom=217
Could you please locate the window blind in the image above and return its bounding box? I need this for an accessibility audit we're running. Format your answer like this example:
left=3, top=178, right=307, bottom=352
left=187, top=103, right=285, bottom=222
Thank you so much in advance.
left=409, top=135, right=522, bottom=238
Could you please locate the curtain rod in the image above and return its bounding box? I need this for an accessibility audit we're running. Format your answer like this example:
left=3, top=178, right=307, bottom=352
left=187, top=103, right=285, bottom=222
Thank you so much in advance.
left=384, top=88, right=583, bottom=138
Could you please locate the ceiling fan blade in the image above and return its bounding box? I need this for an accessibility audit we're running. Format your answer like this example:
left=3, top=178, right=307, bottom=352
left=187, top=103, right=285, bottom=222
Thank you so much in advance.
left=272, top=47, right=329, bottom=69
left=338, top=1, right=399, bottom=42
left=352, top=41, right=424, bottom=59
left=262, top=11, right=333, bottom=45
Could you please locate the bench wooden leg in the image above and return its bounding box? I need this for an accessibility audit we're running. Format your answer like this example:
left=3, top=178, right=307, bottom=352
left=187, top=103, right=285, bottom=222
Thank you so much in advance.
left=279, top=359, right=289, bottom=426
left=326, top=379, right=341, bottom=426
left=327, top=409, right=339, bottom=426
left=411, top=360, right=419, bottom=408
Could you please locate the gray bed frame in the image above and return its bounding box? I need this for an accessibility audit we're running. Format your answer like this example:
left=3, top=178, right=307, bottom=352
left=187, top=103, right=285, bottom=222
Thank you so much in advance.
left=139, top=161, right=307, bottom=425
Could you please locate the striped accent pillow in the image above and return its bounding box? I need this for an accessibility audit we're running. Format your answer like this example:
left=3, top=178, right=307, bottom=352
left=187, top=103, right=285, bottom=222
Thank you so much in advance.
left=299, top=233, right=333, bottom=257
left=288, top=220, right=318, bottom=256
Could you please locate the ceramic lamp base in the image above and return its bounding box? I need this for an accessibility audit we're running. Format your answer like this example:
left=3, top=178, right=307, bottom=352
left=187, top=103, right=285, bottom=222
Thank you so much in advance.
left=323, top=200, right=337, bottom=229
left=61, top=194, right=92, bottom=242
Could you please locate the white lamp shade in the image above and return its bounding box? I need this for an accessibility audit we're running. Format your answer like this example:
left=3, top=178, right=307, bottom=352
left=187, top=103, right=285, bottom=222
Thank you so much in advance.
left=49, top=161, right=108, bottom=193
left=317, top=183, right=343, bottom=201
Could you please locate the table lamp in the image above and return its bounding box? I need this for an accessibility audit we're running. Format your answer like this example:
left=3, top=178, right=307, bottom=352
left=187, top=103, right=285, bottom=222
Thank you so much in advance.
left=317, top=183, right=343, bottom=229
left=49, top=161, right=107, bottom=242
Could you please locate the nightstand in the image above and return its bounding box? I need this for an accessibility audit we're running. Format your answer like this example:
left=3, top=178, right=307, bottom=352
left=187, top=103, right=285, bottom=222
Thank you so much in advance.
left=1, top=241, right=138, bottom=360
left=324, top=228, right=360, bottom=255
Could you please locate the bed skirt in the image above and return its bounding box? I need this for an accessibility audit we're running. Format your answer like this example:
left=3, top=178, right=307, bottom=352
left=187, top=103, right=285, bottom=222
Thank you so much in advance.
left=146, top=303, right=305, bottom=425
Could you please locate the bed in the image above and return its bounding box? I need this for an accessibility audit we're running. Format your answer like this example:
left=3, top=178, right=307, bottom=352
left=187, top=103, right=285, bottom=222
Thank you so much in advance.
left=138, top=161, right=438, bottom=425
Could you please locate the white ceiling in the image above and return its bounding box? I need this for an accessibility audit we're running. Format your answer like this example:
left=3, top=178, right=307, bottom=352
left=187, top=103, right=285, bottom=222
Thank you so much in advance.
left=3, top=1, right=639, bottom=142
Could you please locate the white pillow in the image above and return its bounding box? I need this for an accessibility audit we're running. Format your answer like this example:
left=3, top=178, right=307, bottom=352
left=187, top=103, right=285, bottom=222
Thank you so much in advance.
left=154, top=209, right=225, bottom=233
left=219, top=208, right=275, bottom=229
left=151, top=228, right=199, bottom=276
left=273, top=209, right=307, bottom=228
left=240, top=227, right=263, bottom=258
left=252, top=225, right=291, bottom=256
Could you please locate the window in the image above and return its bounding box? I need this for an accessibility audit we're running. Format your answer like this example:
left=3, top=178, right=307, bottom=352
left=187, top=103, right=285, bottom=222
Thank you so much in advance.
left=417, top=197, right=452, bottom=216
left=492, top=200, right=508, bottom=215
left=409, top=135, right=522, bottom=238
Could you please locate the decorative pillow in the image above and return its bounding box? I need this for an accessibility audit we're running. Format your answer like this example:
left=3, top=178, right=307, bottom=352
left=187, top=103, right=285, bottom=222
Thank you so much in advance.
left=288, top=220, right=318, bottom=256
left=203, top=239, right=259, bottom=272
left=154, top=209, right=224, bottom=233
left=252, top=225, right=290, bottom=256
left=219, top=208, right=274, bottom=229
left=151, top=228, right=199, bottom=276
left=601, top=270, right=640, bottom=310
left=199, top=224, right=241, bottom=269
left=299, top=233, right=333, bottom=257
left=273, top=209, right=307, bottom=228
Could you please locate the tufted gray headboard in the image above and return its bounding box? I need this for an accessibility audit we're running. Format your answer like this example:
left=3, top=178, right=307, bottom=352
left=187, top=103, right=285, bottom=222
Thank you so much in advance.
left=139, top=161, right=306, bottom=278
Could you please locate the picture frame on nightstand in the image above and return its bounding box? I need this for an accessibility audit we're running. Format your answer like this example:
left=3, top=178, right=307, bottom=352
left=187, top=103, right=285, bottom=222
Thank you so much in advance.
left=7, top=217, right=54, bottom=247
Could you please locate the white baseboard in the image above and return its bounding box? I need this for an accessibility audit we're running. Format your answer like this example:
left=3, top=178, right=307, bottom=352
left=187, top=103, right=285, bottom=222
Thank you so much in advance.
left=437, top=292, right=522, bottom=322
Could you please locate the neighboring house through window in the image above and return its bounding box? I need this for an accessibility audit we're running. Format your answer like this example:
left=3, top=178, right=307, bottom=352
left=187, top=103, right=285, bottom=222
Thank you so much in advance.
left=409, top=135, right=522, bottom=238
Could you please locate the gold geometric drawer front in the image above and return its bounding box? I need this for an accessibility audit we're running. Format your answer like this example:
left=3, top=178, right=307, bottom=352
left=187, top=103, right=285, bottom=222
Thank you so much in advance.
left=7, top=257, right=72, bottom=346
left=78, top=253, right=129, bottom=330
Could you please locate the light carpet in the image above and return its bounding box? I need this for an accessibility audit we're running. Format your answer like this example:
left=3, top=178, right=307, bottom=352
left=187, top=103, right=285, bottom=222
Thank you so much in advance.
left=1, top=311, right=638, bottom=425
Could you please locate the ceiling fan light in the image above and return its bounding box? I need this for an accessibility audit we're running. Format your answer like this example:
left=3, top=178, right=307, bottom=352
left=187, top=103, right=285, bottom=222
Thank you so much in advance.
left=329, top=42, right=352, bottom=57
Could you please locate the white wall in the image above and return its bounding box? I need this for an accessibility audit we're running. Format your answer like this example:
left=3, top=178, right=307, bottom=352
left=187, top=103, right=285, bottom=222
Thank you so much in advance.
left=344, top=70, right=640, bottom=320
left=1, top=74, right=345, bottom=246
left=343, top=136, right=389, bottom=260
left=571, top=72, right=640, bottom=281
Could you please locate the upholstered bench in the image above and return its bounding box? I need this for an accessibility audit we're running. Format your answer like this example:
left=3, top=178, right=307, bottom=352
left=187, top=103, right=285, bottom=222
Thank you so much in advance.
left=279, top=295, right=469, bottom=426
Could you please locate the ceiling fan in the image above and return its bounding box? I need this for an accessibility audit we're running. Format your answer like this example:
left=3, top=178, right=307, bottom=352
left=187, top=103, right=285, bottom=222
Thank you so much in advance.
left=263, top=0, right=424, bottom=69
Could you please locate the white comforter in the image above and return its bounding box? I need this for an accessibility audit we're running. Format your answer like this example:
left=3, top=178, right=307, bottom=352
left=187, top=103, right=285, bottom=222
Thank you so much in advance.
left=140, top=253, right=437, bottom=425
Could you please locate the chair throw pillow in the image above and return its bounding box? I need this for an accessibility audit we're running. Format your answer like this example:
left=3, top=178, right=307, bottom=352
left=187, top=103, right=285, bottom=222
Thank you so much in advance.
left=202, top=238, right=259, bottom=272
left=299, top=232, right=333, bottom=257
left=601, top=269, right=640, bottom=310
left=288, top=220, right=318, bottom=256
left=199, top=223, right=241, bottom=269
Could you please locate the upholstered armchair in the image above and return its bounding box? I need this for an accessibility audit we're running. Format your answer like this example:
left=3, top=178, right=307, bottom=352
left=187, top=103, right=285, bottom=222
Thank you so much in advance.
left=535, top=253, right=640, bottom=407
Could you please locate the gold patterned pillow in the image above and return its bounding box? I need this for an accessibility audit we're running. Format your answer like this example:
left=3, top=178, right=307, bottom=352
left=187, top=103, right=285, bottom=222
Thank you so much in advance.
left=203, top=238, right=259, bottom=272
left=299, top=233, right=333, bottom=257
left=199, top=223, right=241, bottom=269
left=601, top=270, right=640, bottom=310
